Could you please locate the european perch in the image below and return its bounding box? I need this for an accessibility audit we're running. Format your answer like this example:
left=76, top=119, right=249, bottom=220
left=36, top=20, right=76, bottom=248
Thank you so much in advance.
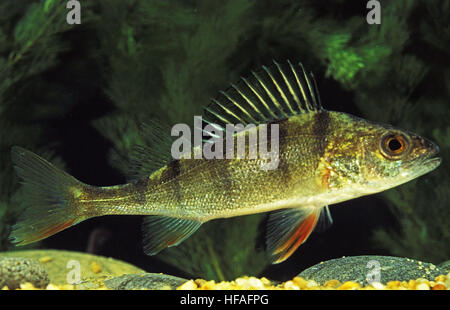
left=10, top=61, right=441, bottom=263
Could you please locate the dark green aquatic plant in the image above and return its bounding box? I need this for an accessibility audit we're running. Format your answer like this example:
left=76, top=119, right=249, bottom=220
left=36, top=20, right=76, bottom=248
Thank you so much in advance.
left=0, top=0, right=77, bottom=251
left=93, top=0, right=270, bottom=280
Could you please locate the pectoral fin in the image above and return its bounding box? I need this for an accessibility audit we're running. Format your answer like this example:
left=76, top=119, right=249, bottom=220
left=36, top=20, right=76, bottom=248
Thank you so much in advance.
left=142, top=215, right=202, bottom=255
left=266, top=207, right=325, bottom=264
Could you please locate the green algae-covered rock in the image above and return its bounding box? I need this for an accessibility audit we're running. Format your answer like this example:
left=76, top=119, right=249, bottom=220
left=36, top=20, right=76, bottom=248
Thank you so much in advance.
left=298, top=255, right=446, bottom=285
left=439, top=260, right=450, bottom=273
left=0, top=256, right=50, bottom=289
left=104, top=273, right=188, bottom=290
left=0, top=250, right=145, bottom=286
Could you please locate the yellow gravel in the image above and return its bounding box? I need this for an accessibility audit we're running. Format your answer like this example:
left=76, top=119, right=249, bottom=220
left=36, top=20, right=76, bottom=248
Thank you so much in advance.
left=177, top=273, right=450, bottom=290
left=91, top=261, right=102, bottom=274
left=2, top=272, right=449, bottom=290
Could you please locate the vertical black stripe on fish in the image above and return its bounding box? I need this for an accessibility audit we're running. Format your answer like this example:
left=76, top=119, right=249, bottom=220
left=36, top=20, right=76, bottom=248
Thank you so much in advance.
left=270, top=120, right=291, bottom=182
left=130, top=178, right=149, bottom=205
left=161, top=159, right=183, bottom=203
left=312, top=110, right=331, bottom=157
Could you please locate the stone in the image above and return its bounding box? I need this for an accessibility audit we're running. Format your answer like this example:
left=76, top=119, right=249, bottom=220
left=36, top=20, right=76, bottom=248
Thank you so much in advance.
left=438, top=260, right=450, bottom=273
left=298, top=255, right=447, bottom=285
left=104, top=273, right=188, bottom=290
left=0, top=249, right=145, bottom=286
left=0, top=257, right=50, bottom=289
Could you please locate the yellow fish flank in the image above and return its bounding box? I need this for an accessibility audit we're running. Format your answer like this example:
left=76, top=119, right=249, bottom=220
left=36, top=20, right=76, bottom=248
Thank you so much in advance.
left=10, top=61, right=441, bottom=263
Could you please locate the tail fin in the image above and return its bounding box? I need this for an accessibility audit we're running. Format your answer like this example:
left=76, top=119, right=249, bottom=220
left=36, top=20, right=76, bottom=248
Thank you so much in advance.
left=10, top=146, right=86, bottom=245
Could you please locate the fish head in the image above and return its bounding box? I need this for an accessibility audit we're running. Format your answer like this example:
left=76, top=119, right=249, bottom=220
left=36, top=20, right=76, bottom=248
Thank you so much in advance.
left=319, top=112, right=441, bottom=198
left=352, top=120, right=441, bottom=193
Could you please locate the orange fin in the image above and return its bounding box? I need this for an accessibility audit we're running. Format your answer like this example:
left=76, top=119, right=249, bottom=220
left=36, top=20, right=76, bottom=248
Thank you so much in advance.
left=266, top=207, right=326, bottom=264
left=14, top=219, right=77, bottom=246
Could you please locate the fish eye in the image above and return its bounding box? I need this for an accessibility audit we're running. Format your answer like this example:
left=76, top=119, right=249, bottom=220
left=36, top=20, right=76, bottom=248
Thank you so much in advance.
left=380, top=132, right=409, bottom=159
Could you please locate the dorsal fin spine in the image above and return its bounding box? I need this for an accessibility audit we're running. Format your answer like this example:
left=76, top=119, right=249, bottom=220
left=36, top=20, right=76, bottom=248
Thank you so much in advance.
left=199, top=126, right=221, bottom=139
left=214, top=99, right=247, bottom=124
left=289, top=61, right=312, bottom=112
left=203, top=118, right=225, bottom=131
left=298, top=62, right=317, bottom=111
left=286, top=60, right=306, bottom=113
left=262, top=65, right=292, bottom=116
left=231, top=83, right=267, bottom=123
left=304, top=70, right=318, bottom=109
left=203, top=61, right=323, bottom=130
left=206, top=105, right=233, bottom=125
left=242, top=75, right=278, bottom=120
left=311, top=72, right=323, bottom=110
left=260, top=66, right=289, bottom=118
left=217, top=101, right=246, bottom=124
left=274, top=61, right=300, bottom=114
left=219, top=90, right=258, bottom=124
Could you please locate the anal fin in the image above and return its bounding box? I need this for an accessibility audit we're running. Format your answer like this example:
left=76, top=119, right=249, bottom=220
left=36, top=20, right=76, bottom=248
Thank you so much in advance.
left=266, top=207, right=325, bottom=264
left=142, top=215, right=202, bottom=255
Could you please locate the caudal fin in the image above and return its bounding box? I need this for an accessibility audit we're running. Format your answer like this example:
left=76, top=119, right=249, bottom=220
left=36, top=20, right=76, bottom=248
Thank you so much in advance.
left=10, top=146, right=86, bottom=245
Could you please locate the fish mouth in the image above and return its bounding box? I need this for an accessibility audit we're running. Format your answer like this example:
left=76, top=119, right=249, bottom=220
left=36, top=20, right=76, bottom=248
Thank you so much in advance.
left=422, top=156, right=442, bottom=170
left=402, top=140, right=441, bottom=176
left=419, top=140, right=441, bottom=172
left=394, top=153, right=441, bottom=187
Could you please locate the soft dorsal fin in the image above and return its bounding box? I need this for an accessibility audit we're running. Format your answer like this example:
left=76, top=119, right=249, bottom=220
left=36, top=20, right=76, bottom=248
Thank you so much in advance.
left=203, top=60, right=323, bottom=132
left=127, top=120, right=181, bottom=180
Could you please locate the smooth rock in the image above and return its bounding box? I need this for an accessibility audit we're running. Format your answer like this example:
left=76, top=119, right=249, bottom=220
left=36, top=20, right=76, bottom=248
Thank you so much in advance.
left=104, top=273, right=188, bottom=290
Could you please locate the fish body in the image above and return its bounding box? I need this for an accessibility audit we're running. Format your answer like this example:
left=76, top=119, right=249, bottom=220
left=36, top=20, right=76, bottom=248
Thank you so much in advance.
left=81, top=111, right=433, bottom=219
left=10, top=61, right=441, bottom=263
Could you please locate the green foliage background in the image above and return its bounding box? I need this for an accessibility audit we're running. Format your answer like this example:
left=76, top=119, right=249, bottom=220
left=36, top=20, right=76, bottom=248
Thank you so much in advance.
left=0, top=0, right=448, bottom=280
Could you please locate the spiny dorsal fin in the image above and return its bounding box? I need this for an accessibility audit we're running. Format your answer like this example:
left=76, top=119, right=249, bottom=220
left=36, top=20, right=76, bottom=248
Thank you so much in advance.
left=203, top=60, right=323, bottom=132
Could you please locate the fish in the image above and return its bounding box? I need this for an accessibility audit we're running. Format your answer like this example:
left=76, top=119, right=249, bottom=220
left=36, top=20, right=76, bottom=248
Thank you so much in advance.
left=9, top=60, right=441, bottom=263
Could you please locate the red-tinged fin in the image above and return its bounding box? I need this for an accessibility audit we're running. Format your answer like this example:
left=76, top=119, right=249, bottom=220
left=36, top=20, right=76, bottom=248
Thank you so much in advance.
left=10, top=146, right=87, bottom=245
left=266, top=207, right=325, bottom=264
left=142, top=215, right=202, bottom=255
